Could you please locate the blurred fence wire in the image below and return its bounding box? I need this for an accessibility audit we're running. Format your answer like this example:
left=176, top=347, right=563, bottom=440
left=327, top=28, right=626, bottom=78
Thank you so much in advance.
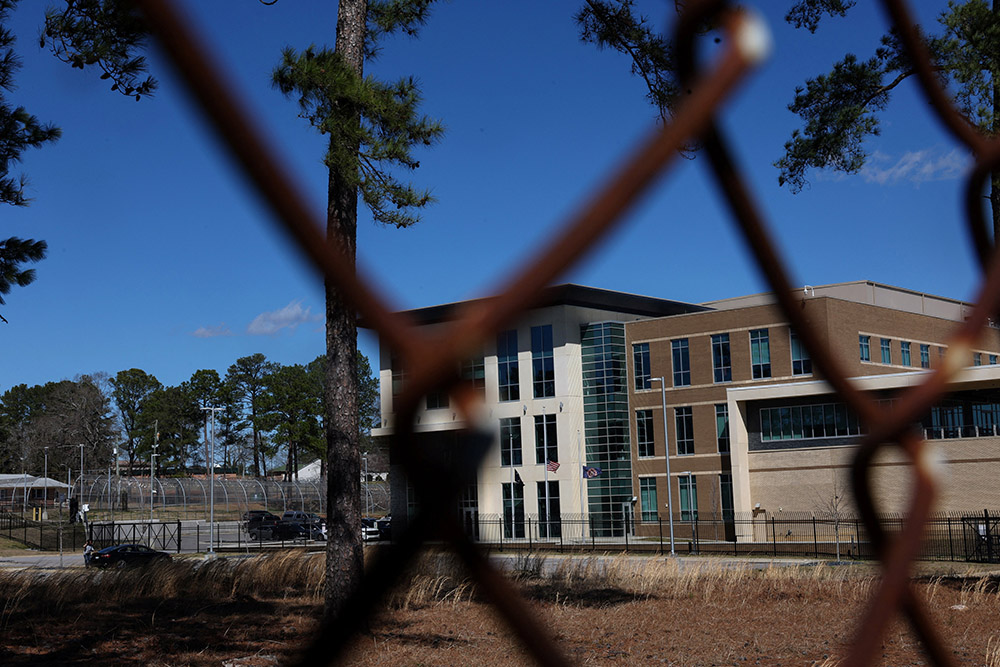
left=133, top=1, right=999, bottom=665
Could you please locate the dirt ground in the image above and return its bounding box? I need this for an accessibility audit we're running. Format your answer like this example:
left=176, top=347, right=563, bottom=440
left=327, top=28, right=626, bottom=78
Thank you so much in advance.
left=1, top=551, right=999, bottom=666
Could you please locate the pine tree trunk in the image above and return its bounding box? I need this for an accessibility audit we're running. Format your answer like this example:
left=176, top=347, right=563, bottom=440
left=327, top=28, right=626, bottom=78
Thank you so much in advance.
left=325, top=0, right=366, bottom=618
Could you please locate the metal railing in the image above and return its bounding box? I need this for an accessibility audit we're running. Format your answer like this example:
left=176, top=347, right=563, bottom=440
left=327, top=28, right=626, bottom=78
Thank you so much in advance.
left=128, top=1, right=999, bottom=665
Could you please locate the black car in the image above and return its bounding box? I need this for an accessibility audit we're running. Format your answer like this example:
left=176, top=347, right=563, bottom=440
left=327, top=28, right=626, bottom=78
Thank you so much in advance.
left=88, top=544, right=172, bottom=569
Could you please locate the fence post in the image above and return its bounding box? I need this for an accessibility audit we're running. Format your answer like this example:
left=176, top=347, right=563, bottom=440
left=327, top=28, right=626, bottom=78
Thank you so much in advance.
left=196, top=523, right=200, bottom=552
left=178, top=519, right=182, bottom=553
left=658, top=516, right=663, bottom=556
left=948, top=516, right=954, bottom=562
left=986, top=509, right=993, bottom=563
left=527, top=517, right=532, bottom=553
left=771, top=517, right=776, bottom=557
left=813, top=516, right=818, bottom=559
left=590, top=515, right=595, bottom=551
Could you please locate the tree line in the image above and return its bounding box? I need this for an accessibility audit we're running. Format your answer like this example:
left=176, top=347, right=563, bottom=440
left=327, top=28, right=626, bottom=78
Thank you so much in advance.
left=0, top=351, right=380, bottom=482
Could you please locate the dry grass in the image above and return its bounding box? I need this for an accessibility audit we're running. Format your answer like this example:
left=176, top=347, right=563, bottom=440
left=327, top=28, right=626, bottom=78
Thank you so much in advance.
left=2, top=551, right=1000, bottom=665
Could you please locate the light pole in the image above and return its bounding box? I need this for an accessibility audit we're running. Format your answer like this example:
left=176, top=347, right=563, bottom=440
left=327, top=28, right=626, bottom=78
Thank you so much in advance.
left=79, top=443, right=85, bottom=510
left=150, top=452, right=159, bottom=523
left=649, top=377, right=676, bottom=556
left=202, top=406, right=223, bottom=555
left=43, top=447, right=49, bottom=520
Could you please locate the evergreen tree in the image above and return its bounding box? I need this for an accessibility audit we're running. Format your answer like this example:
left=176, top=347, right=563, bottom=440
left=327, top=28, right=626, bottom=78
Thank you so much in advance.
left=186, top=369, right=223, bottom=474
left=225, top=353, right=276, bottom=478
left=0, top=0, right=153, bottom=321
left=272, top=0, right=442, bottom=615
left=109, top=368, right=161, bottom=474
left=776, top=0, right=1000, bottom=238
left=0, top=1, right=57, bottom=321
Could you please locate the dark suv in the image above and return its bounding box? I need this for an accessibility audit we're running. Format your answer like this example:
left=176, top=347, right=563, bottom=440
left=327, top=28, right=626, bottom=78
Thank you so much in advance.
left=244, top=511, right=280, bottom=540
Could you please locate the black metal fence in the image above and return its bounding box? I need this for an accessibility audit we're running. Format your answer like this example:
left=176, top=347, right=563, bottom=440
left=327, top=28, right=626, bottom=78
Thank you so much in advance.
left=7, top=508, right=997, bottom=565
left=476, top=510, right=1000, bottom=563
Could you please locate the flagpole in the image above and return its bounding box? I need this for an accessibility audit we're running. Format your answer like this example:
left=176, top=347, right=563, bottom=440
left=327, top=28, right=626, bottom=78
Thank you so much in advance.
left=542, top=406, right=547, bottom=537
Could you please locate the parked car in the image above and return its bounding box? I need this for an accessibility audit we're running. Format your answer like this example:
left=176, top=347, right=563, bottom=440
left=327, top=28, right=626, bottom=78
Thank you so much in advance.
left=282, top=510, right=325, bottom=529
left=88, top=544, right=172, bottom=569
left=244, top=511, right=281, bottom=540
left=361, top=517, right=380, bottom=541
left=376, top=515, right=391, bottom=541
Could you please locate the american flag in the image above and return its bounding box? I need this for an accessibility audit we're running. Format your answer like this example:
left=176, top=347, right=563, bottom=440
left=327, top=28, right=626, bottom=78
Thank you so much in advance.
left=546, top=460, right=560, bottom=472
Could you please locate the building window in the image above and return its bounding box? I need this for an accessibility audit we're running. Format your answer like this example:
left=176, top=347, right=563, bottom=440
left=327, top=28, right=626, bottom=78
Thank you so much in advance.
left=750, top=329, right=771, bottom=379
left=674, top=406, right=694, bottom=455
left=859, top=335, right=871, bottom=362
left=462, top=357, right=485, bottom=397
left=497, top=330, right=520, bottom=402
left=760, top=403, right=863, bottom=441
left=500, top=417, right=522, bottom=467
left=790, top=330, right=812, bottom=375
left=920, top=344, right=930, bottom=368
left=991, top=354, right=998, bottom=365
left=974, top=352, right=983, bottom=366
left=639, top=478, right=658, bottom=522
left=711, top=333, right=731, bottom=383
left=636, top=409, right=654, bottom=457
left=426, top=391, right=448, bottom=410
left=671, top=338, right=690, bottom=386
left=633, top=342, right=651, bottom=390
left=391, top=352, right=406, bottom=398
left=720, top=473, right=734, bottom=519
left=901, top=341, right=911, bottom=367
left=502, top=482, right=525, bottom=538
left=531, top=325, right=555, bottom=398
left=534, top=413, right=558, bottom=464
left=880, top=338, right=892, bottom=364
left=715, top=403, right=730, bottom=453
left=679, top=475, right=698, bottom=521
left=537, top=480, right=561, bottom=537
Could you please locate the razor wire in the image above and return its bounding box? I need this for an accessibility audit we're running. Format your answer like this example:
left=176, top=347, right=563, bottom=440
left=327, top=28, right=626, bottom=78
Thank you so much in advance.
left=131, top=1, right=1000, bottom=665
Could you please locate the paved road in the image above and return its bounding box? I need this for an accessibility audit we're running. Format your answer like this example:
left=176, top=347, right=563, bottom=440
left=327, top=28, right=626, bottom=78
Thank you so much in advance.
left=0, top=552, right=87, bottom=569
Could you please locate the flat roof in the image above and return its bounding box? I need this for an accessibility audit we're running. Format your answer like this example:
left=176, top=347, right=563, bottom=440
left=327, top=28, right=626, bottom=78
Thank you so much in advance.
left=365, top=284, right=711, bottom=327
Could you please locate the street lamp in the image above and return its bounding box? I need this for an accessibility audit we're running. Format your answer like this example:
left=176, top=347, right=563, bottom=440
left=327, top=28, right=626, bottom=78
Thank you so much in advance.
left=150, top=452, right=159, bottom=523
left=79, top=443, right=85, bottom=510
left=649, top=377, right=676, bottom=556
left=202, top=406, right=223, bottom=556
left=43, top=446, right=49, bottom=520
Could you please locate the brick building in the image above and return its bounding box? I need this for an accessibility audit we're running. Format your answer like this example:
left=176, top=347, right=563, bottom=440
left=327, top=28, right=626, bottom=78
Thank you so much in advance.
left=372, top=281, right=1000, bottom=541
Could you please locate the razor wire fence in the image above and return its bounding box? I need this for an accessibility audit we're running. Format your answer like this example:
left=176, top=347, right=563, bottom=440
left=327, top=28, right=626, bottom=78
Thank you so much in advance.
left=127, top=0, right=1000, bottom=665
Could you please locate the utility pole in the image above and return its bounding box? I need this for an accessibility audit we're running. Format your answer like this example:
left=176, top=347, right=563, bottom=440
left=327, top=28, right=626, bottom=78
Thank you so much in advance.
left=649, top=377, right=676, bottom=556
left=202, top=406, right=223, bottom=556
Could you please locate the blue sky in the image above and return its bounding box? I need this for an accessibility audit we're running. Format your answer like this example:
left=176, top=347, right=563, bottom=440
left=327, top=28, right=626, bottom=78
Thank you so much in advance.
left=1, top=1, right=979, bottom=393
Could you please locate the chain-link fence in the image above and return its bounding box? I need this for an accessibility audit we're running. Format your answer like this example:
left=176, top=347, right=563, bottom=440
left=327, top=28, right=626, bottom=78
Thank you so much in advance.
left=128, top=0, right=1000, bottom=665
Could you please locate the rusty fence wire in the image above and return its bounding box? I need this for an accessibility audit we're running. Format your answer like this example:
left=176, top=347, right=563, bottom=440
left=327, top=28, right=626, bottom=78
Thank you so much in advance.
left=131, top=1, right=1000, bottom=665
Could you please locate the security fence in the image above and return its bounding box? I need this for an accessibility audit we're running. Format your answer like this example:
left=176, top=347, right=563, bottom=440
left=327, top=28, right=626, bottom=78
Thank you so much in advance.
left=61, top=473, right=389, bottom=521
left=130, top=0, right=1000, bottom=665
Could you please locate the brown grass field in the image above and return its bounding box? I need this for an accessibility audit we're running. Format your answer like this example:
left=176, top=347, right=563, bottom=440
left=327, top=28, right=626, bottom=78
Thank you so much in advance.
left=1, top=546, right=1000, bottom=666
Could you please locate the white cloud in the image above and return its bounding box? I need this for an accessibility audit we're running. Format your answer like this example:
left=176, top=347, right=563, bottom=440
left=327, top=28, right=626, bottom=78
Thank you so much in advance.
left=191, top=323, right=233, bottom=338
left=247, top=300, right=322, bottom=336
left=861, top=148, right=967, bottom=186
